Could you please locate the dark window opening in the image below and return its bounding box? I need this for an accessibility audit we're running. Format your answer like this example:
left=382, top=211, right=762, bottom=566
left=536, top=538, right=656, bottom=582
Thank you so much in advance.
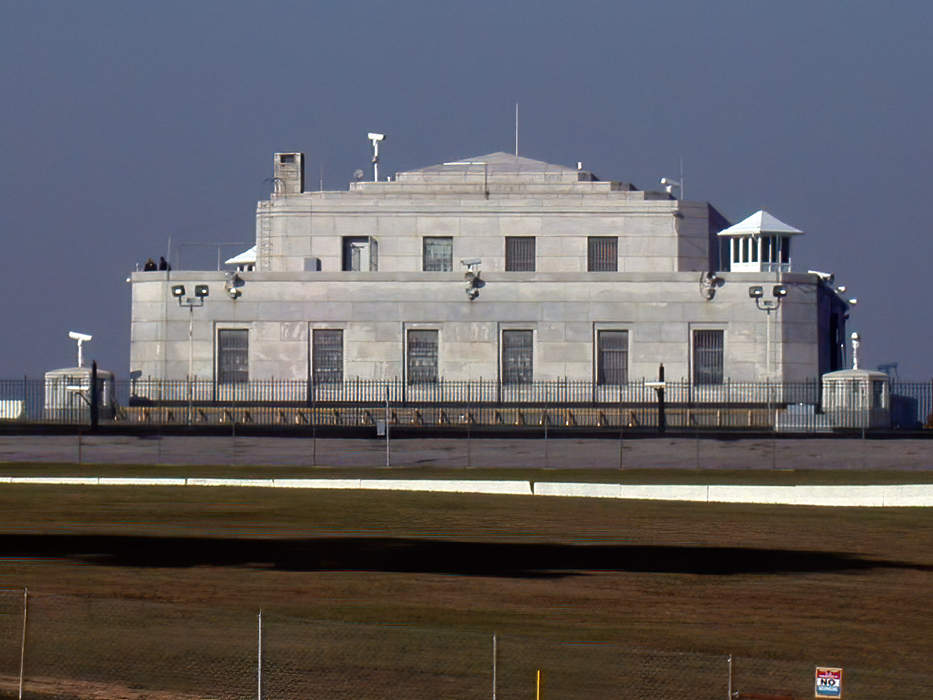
left=217, top=329, right=249, bottom=384
left=502, top=330, right=533, bottom=384
left=587, top=237, right=618, bottom=271
left=423, top=237, right=453, bottom=271
left=312, top=329, right=343, bottom=384
left=505, top=237, right=536, bottom=271
left=597, top=330, right=629, bottom=385
left=407, top=330, right=439, bottom=384
left=693, top=329, right=724, bottom=385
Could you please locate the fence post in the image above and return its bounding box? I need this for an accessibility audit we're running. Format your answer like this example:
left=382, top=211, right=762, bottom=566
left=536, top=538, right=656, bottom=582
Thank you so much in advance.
left=385, top=386, right=390, bottom=468
left=492, top=632, right=497, bottom=700
left=727, top=654, right=733, bottom=700
left=90, top=361, right=99, bottom=430
left=18, top=587, right=27, bottom=700
left=257, top=609, right=263, bottom=700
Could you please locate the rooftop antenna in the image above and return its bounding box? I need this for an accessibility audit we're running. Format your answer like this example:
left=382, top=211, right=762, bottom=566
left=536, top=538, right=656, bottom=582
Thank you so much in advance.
left=67, top=331, right=93, bottom=368
left=514, top=102, right=519, bottom=157
left=368, top=132, right=385, bottom=182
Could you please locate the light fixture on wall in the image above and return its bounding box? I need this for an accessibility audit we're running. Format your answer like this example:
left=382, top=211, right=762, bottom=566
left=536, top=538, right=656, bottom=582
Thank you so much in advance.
left=749, top=284, right=786, bottom=313
left=171, top=283, right=210, bottom=425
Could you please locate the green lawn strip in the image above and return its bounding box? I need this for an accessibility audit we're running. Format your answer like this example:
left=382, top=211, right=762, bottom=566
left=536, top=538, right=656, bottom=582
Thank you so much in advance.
left=1, top=461, right=933, bottom=485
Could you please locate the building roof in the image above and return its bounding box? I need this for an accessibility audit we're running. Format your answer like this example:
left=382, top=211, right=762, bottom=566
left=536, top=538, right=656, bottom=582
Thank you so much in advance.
left=225, top=246, right=256, bottom=265
left=409, top=152, right=578, bottom=175
left=716, top=210, right=804, bottom=237
left=394, top=152, right=596, bottom=184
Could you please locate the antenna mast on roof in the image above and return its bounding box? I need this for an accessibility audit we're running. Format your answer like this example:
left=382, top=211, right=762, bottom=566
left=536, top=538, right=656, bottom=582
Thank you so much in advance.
left=514, top=103, right=519, bottom=157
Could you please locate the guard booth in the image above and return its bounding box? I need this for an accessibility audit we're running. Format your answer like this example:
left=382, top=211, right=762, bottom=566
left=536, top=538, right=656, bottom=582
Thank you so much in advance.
left=820, top=332, right=890, bottom=429
left=43, top=332, right=115, bottom=423
left=44, top=366, right=115, bottom=423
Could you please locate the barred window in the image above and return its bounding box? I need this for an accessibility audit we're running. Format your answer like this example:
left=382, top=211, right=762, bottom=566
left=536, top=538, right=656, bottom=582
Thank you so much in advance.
left=587, top=236, right=618, bottom=271
left=505, top=237, right=536, bottom=271
left=502, top=330, right=533, bottom=384
left=217, top=329, right=248, bottom=384
left=312, top=329, right=343, bottom=384
left=693, top=330, right=724, bottom=385
left=407, top=330, right=438, bottom=384
left=423, top=237, right=453, bottom=271
left=597, top=330, right=629, bottom=385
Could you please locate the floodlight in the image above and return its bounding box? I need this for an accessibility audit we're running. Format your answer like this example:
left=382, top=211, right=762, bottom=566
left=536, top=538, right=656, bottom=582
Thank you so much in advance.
left=367, top=133, right=385, bottom=142
left=848, top=298, right=858, bottom=305
left=772, top=285, right=787, bottom=298
left=171, top=285, right=186, bottom=297
left=68, top=331, right=92, bottom=343
left=194, top=284, right=209, bottom=298
left=748, top=286, right=764, bottom=298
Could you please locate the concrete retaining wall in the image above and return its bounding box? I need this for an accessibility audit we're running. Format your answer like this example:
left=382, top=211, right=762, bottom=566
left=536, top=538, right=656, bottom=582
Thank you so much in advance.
left=4, top=476, right=933, bottom=507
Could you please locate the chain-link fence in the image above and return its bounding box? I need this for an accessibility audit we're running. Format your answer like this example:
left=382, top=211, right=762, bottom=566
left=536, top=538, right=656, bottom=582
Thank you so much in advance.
left=2, top=589, right=931, bottom=699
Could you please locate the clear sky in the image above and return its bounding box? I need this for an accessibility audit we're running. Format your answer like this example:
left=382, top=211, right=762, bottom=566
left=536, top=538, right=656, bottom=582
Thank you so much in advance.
left=2, top=1, right=931, bottom=379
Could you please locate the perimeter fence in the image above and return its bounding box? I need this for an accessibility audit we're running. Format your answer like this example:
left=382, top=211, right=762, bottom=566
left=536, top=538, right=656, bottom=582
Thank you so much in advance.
left=0, top=590, right=929, bottom=699
left=1, top=376, right=932, bottom=432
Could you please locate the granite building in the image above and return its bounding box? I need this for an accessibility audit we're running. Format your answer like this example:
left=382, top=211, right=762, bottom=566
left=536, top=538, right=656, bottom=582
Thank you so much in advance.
left=128, top=150, right=848, bottom=392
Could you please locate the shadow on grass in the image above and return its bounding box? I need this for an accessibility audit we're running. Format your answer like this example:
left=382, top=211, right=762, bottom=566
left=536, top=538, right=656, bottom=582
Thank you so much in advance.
left=3, top=535, right=930, bottom=578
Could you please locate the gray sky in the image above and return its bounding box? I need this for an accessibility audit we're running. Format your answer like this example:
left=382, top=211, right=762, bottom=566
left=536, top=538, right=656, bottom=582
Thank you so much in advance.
left=2, top=0, right=931, bottom=379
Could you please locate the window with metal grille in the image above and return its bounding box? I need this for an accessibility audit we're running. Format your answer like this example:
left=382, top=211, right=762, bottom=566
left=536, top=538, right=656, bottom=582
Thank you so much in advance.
left=423, top=237, right=453, bottom=271
left=217, top=329, right=248, bottom=384
left=597, top=330, right=629, bottom=385
left=502, top=330, right=533, bottom=384
left=505, top=237, right=536, bottom=271
left=407, top=330, right=438, bottom=384
left=312, top=329, right=343, bottom=384
left=587, top=236, right=618, bottom=271
left=693, top=330, right=724, bottom=385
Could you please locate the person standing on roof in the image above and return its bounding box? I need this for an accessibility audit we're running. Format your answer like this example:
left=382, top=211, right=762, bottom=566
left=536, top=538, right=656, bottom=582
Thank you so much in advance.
left=143, top=258, right=157, bottom=271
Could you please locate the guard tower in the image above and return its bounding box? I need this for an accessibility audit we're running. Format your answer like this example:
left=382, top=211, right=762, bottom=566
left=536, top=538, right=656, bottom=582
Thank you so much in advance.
left=717, top=210, right=804, bottom=272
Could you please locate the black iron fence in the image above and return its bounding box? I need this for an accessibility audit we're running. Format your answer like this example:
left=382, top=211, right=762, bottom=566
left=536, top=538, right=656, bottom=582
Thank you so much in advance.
left=1, top=376, right=931, bottom=431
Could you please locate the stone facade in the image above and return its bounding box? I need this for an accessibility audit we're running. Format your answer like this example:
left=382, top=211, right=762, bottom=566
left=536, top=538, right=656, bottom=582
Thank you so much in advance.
left=129, top=152, right=847, bottom=385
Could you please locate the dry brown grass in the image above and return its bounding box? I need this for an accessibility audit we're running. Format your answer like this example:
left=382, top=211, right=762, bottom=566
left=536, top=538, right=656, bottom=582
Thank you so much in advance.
left=1, top=484, right=931, bottom=672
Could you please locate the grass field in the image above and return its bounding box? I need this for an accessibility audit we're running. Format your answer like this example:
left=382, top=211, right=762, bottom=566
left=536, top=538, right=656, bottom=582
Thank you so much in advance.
left=1, top=474, right=932, bottom=698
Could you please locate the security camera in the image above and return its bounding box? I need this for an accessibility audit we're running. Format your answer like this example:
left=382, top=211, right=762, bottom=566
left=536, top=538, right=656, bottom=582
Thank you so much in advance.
left=367, top=133, right=385, bottom=142
left=807, top=270, right=835, bottom=284
left=68, top=331, right=93, bottom=343
left=460, top=258, right=481, bottom=267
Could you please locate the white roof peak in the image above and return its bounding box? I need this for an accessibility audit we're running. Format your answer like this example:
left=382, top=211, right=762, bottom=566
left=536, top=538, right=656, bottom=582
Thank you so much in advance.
left=717, top=210, right=804, bottom=237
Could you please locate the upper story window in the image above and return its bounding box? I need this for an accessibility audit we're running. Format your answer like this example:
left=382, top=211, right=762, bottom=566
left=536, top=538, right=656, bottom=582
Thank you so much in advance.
left=423, top=237, right=453, bottom=271
left=407, top=330, right=439, bottom=384
left=217, top=329, right=249, bottom=384
left=587, top=237, right=618, bottom=271
left=342, top=236, right=377, bottom=271
left=312, top=329, right=343, bottom=384
left=693, top=329, right=724, bottom=385
left=505, top=237, right=536, bottom=271
left=597, top=330, right=629, bottom=385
